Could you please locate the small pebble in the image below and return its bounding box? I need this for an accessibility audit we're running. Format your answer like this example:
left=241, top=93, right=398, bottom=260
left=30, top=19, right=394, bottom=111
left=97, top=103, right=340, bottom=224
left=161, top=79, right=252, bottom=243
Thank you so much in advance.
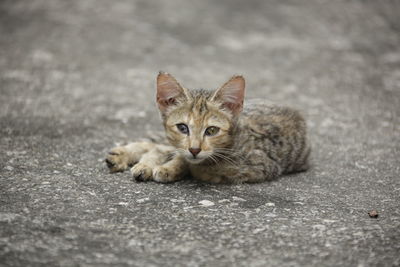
left=199, top=200, right=215, bottom=207
left=4, top=166, right=14, bottom=171
left=232, top=196, right=246, bottom=202
left=368, top=210, right=379, bottom=218
left=136, top=198, right=149, bottom=204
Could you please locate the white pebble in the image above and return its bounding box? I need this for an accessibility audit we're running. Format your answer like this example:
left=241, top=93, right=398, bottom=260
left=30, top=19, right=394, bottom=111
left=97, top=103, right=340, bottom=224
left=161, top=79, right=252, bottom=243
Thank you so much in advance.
left=4, top=166, right=14, bottom=171
left=0, top=213, right=19, bottom=222
left=232, top=196, right=246, bottom=202
left=136, top=198, right=149, bottom=203
left=199, top=200, right=215, bottom=207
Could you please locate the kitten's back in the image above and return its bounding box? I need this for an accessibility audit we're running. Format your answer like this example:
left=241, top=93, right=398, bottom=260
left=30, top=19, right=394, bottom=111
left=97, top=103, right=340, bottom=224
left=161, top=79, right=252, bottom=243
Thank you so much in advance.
left=238, top=99, right=310, bottom=174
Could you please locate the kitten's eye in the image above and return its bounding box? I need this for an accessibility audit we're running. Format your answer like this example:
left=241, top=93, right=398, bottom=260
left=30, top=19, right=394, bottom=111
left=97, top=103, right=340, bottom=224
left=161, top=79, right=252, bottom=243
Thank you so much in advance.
left=176, top=123, right=189, bottom=135
left=205, top=126, right=220, bottom=136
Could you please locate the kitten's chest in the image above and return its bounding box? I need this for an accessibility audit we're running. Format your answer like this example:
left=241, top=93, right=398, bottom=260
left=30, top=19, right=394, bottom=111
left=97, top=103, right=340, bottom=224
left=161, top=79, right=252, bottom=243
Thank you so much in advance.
left=189, top=163, right=239, bottom=183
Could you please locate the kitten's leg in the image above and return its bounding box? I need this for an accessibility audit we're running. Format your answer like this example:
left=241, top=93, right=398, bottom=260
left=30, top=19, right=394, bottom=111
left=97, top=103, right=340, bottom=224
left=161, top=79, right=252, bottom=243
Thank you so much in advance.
left=189, top=165, right=225, bottom=184
left=153, top=155, right=188, bottom=183
left=237, top=163, right=281, bottom=183
left=293, top=145, right=311, bottom=172
left=130, top=144, right=176, bottom=182
left=105, top=142, right=156, bottom=173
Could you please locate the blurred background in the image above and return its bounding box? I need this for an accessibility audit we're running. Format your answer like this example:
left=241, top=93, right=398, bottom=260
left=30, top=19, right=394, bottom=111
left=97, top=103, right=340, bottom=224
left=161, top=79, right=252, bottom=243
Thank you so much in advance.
left=1, top=0, right=399, bottom=135
left=0, top=0, right=399, bottom=266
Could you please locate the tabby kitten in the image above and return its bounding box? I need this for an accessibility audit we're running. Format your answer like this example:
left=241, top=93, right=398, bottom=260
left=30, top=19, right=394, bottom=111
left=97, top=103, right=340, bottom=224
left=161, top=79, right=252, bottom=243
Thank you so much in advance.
left=105, top=72, right=310, bottom=183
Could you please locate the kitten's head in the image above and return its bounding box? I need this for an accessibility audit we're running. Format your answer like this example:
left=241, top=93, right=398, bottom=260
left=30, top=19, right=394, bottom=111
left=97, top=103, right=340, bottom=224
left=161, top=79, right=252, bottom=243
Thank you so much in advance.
left=156, top=72, right=245, bottom=164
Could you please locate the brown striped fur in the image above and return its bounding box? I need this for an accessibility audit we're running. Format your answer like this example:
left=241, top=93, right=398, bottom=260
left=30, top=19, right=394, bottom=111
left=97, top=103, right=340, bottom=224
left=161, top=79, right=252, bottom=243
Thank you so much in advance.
left=105, top=73, right=310, bottom=183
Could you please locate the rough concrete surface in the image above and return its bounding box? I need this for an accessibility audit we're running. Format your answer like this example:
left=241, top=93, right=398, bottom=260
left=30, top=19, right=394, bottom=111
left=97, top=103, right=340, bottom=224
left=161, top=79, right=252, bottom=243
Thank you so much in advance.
left=1, top=0, right=400, bottom=266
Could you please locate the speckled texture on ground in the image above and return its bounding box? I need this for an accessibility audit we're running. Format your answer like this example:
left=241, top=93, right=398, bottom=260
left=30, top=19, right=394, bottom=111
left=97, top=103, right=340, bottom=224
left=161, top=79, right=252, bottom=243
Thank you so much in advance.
left=1, top=0, right=399, bottom=266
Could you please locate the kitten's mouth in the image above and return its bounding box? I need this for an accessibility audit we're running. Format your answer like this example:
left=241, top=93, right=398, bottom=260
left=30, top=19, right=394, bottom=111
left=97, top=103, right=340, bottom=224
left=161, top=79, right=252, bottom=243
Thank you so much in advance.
left=184, top=157, right=206, bottom=164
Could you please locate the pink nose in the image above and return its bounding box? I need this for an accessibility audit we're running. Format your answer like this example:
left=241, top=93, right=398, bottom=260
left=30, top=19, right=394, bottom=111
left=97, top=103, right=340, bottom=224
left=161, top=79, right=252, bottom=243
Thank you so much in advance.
left=189, top=148, right=201, bottom=157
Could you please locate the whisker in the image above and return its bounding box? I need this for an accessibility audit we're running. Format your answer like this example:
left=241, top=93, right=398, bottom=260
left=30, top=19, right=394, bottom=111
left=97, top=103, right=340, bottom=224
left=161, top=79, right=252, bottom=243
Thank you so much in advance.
left=213, top=152, right=238, bottom=166
left=214, top=148, right=246, bottom=161
left=208, top=154, right=219, bottom=165
left=214, top=147, right=242, bottom=154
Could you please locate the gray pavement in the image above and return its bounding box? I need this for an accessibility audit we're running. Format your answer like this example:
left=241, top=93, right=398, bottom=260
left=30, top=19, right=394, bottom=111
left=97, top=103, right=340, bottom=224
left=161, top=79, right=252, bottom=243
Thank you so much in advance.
left=1, top=0, right=400, bottom=266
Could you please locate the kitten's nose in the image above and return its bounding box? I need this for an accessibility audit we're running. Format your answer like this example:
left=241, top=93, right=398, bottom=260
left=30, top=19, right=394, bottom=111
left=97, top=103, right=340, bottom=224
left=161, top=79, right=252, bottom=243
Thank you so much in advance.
left=189, top=148, right=201, bottom=157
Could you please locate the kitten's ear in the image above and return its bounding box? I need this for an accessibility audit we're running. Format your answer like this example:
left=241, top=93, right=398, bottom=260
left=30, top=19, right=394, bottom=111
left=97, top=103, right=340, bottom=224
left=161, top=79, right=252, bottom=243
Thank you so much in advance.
left=212, top=75, right=245, bottom=116
left=156, top=72, right=187, bottom=112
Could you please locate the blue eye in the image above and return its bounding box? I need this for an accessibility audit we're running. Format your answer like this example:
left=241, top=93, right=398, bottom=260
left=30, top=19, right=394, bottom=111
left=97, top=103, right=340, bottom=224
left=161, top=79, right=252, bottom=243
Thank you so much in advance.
left=176, top=123, right=189, bottom=135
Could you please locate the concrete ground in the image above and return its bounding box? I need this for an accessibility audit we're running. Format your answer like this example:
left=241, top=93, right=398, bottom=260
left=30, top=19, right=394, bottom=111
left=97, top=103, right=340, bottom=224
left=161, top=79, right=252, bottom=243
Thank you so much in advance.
left=1, top=0, right=399, bottom=266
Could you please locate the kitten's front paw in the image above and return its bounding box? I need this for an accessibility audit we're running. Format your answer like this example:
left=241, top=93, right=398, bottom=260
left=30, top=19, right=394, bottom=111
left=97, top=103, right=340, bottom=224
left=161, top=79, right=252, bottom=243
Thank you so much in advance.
left=153, top=166, right=181, bottom=183
left=105, top=147, right=131, bottom=173
left=130, top=163, right=153, bottom=182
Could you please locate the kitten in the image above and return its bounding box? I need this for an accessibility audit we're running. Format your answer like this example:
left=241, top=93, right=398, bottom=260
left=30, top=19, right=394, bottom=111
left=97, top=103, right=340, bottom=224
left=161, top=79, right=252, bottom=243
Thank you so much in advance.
left=105, top=72, right=310, bottom=183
